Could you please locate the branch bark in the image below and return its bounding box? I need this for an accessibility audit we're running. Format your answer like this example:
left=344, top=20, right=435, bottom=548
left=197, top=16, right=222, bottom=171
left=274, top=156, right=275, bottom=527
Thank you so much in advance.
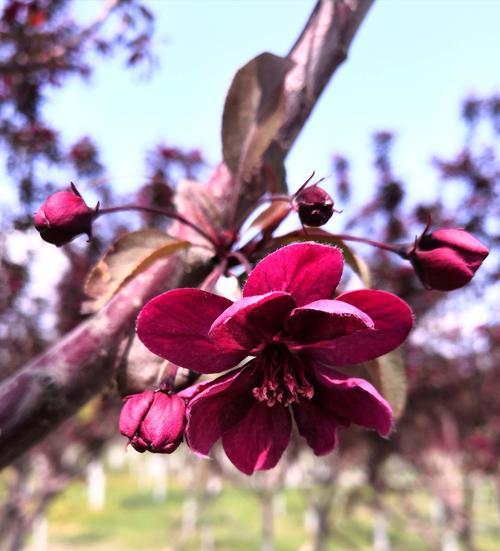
left=0, top=255, right=197, bottom=469
left=0, top=0, right=375, bottom=469
left=276, top=0, right=375, bottom=157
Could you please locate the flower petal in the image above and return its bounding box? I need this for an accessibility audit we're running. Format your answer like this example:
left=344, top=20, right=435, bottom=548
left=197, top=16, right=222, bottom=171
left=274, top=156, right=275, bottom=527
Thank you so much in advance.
left=137, top=288, right=246, bottom=373
left=185, top=364, right=257, bottom=457
left=209, top=292, right=295, bottom=352
left=296, top=290, right=413, bottom=365
left=313, top=363, right=393, bottom=436
left=222, top=402, right=292, bottom=475
left=430, top=228, right=489, bottom=255
left=119, top=390, right=154, bottom=439
left=141, top=393, right=185, bottom=450
left=243, top=242, right=343, bottom=306
left=413, top=248, right=477, bottom=291
left=292, top=399, right=345, bottom=455
left=285, top=299, right=374, bottom=341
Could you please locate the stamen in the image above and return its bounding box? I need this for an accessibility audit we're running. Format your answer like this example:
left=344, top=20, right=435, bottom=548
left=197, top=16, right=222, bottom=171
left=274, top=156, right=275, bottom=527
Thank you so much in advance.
left=252, top=346, right=314, bottom=407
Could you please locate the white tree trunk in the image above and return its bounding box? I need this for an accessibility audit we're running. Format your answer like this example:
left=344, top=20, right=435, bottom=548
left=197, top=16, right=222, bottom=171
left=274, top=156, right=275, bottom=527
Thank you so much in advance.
left=30, top=515, right=48, bottom=551
left=148, top=455, right=168, bottom=502
left=181, top=496, right=198, bottom=537
left=373, top=508, right=391, bottom=551
left=442, top=528, right=460, bottom=551
left=260, top=490, right=274, bottom=551
left=87, top=459, right=106, bottom=511
left=200, top=523, right=215, bottom=551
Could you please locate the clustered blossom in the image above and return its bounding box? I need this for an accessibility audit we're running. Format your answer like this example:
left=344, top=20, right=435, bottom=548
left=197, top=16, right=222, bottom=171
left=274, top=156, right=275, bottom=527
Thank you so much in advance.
left=408, top=227, right=489, bottom=291
left=33, top=183, right=97, bottom=246
left=135, top=242, right=413, bottom=474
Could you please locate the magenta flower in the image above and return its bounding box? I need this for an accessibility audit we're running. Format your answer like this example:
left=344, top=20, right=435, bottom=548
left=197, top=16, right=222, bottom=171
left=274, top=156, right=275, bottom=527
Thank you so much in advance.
left=137, top=243, right=413, bottom=474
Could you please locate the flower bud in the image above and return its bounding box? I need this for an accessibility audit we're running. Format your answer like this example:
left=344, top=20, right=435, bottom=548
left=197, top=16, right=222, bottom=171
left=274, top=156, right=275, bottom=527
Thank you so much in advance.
left=34, top=183, right=97, bottom=246
left=119, top=389, right=185, bottom=453
left=409, top=228, right=489, bottom=291
left=293, top=185, right=335, bottom=227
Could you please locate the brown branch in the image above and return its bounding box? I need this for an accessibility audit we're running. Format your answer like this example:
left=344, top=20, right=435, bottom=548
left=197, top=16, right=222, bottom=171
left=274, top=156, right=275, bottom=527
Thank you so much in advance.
left=0, top=0, right=375, bottom=469
left=275, top=0, right=375, bottom=157
left=0, top=256, right=192, bottom=470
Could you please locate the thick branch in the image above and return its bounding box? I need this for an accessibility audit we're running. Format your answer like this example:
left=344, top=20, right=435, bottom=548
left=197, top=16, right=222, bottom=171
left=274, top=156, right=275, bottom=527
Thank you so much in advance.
left=0, top=257, right=195, bottom=470
left=0, top=0, right=375, bottom=469
left=275, top=0, right=375, bottom=156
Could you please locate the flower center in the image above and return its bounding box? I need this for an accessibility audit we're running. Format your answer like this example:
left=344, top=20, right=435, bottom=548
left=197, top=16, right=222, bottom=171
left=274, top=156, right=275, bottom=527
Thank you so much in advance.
left=252, top=345, right=314, bottom=407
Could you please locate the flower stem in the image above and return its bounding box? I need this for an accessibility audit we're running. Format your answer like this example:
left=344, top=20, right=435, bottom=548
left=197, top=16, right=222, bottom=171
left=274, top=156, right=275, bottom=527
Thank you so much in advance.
left=230, top=250, right=252, bottom=275
left=331, top=233, right=408, bottom=257
left=97, top=205, right=217, bottom=248
left=200, top=259, right=227, bottom=293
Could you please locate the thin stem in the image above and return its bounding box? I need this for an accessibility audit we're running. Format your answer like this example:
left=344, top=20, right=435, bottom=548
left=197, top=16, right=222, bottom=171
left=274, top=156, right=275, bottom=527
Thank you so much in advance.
left=330, top=233, right=408, bottom=257
left=159, top=363, right=179, bottom=392
left=97, top=205, right=217, bottom=248
left=199, top=259, right=228, bottom=293
left=230, top=251, right=252, bottom=275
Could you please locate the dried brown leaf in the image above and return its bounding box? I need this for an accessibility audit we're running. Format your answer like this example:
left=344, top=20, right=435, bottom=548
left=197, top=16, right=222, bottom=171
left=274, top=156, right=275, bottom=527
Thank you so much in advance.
left=82, top=230, right=189, bottom=314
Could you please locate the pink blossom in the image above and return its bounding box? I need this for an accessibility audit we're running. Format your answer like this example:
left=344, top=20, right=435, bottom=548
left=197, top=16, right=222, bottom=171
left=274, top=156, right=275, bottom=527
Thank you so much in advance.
left=137, top=243, right=413, bottom=474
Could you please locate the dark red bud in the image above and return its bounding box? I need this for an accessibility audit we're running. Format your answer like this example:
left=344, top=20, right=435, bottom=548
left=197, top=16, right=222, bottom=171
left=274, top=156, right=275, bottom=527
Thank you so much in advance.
left=2, top=1, right=22, bottom=25
left=119, top=389, right=185, bottom=454
left=34, top=183, right=97, bottom=246
left=409, top=228, right=489, bottom=291
left=293, top=185, right=335, bottom=227
left=137, top=174, right=173, bottom=209
left=159, top=146, right=182, bottom=161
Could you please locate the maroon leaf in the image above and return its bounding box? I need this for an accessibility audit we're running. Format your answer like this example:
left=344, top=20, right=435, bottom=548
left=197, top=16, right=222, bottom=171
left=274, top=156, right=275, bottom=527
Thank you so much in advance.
left=222, top=52, right=294, bottom=182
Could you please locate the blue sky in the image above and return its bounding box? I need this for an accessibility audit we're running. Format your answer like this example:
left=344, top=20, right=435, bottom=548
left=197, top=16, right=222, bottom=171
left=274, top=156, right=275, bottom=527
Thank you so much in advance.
left=39, top=0, right=500, bottom=205
left=3, top=0, right=498, bottom=328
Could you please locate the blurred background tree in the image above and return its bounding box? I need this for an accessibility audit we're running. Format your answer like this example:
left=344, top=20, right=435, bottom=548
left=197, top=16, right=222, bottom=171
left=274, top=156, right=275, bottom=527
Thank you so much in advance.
left=0, top=1, right=498, bottom=550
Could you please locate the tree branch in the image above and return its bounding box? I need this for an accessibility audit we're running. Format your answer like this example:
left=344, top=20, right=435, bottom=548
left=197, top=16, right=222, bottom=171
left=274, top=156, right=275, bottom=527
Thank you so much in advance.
left=0, top=256, right=195, bottom=470
left=0, top=0, right=375, bottom=469
left=275, top=0, right=375, bottom=157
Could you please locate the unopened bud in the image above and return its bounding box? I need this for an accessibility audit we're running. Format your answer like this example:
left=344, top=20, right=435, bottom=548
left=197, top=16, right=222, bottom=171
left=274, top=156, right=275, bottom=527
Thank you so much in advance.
left=293, top=184, right=335, bottom=227
left=408, top=228, right=489, bottom=291
left=119, top=389, right=185, bottom=454
left=34, top=183, right=97, bottom=246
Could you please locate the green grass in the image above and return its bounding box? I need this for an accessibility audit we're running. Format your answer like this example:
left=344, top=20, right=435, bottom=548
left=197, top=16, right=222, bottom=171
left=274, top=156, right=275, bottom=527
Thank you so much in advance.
left=21, top=460, right=498, bottom=551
